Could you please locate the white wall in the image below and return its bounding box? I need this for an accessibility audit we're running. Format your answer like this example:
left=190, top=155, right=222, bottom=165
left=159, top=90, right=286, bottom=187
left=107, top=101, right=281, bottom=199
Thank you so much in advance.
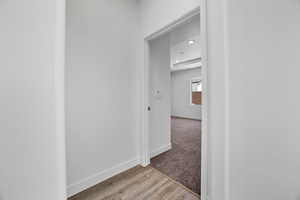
left=66, top=0, right=140, bottom=196
left=171, top=68, right=202, bottom=120
left=0, top=1, right=66, bottom=200
left=226, top=0, right=300, bottom=200
left=149, top=34, right=172, bottom=157
left=139, top=0, right=200, bottom=37
left=169, top=15, right=201, bottom=120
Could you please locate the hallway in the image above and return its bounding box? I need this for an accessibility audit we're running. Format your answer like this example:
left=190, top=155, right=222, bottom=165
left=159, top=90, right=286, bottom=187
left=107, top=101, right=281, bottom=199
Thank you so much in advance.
left=150, top=117, right=201, bottom=194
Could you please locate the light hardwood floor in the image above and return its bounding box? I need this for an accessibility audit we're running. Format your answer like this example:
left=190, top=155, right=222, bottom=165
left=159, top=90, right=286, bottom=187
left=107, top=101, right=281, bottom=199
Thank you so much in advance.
left=68, top=166, right=200, bottom=200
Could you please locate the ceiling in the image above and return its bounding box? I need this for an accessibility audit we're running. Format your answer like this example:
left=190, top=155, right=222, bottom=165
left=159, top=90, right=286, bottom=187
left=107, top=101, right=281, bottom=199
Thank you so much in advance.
left=169, top=14, right=201, bottom=72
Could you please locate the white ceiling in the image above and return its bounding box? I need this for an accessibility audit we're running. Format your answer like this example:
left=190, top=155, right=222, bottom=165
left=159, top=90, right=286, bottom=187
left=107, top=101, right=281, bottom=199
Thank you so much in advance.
left=169, top=14, right=201, bottom=72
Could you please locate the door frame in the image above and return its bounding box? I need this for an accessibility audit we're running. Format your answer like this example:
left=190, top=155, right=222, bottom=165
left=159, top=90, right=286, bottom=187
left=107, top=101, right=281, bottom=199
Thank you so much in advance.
left=140, top=3, right=209, bottom=200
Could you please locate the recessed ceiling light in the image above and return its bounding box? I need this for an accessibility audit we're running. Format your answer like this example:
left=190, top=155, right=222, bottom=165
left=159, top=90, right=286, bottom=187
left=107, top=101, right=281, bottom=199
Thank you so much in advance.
left=188, top=40, right=195, bottom=45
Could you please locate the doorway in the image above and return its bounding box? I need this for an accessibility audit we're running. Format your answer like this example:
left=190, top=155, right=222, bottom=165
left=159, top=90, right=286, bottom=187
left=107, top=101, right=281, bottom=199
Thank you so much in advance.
left=141, top=7, right=208, bottom=198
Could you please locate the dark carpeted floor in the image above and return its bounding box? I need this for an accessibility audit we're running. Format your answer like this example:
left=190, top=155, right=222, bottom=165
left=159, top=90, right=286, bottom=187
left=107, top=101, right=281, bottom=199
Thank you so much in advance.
left=150, top=117, right=201, bottom=195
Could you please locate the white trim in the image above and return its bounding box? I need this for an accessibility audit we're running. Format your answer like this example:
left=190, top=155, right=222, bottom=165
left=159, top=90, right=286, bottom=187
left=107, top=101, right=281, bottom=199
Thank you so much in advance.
left=150, top=143, right=172, bottom=158
left=200, top=0, right=209, bottom=199
left=140, top=40, right=151, bottom=167
left=171, top=115, right=201, bottom=121
left=171, top=63, right=202, bottom=72
left=54, top=0, right=67, bottom=199
left=223, top=0, right=230, bottom=199
left=141, top=5, right=209, bottom=200
left=67, top=158, right=140, bottom=198
left=201, top=195, right=209, bottom=200
left=190, top=77, right=202, bottom=106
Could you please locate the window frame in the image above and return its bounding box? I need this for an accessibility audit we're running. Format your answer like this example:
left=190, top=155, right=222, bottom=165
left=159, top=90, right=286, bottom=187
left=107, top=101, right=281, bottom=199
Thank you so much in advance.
left=190, top=77, right=202, bottom=106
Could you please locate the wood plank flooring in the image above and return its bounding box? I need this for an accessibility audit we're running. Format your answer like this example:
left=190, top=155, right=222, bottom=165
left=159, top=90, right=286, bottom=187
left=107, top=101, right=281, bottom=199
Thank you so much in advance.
left=68, top=166, right=200, bottom=200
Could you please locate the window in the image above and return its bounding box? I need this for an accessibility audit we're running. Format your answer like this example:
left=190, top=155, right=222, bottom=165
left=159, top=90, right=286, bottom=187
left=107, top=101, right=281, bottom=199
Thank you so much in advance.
left=191, top=78, right=202, bottom=105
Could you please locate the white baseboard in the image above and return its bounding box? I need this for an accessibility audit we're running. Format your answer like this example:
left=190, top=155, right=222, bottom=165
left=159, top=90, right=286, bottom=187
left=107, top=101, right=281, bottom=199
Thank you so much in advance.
left=171, top=115, right=201, bottom=121
left=67, top=157, right=140, bottom=198
left=201, top=195, right=209, bottom=200
left=150, top=143, right=172, bottom=158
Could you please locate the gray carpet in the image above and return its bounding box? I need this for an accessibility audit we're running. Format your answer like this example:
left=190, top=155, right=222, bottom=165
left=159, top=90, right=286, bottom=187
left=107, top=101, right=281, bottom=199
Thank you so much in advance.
left=150, top=117, right=201, bottom=194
